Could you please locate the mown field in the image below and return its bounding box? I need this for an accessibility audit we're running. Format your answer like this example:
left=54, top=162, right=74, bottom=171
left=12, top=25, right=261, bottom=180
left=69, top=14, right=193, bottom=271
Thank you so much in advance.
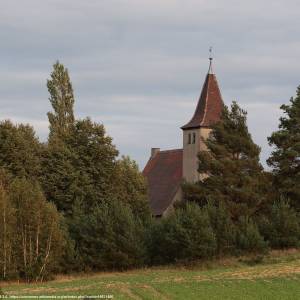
left=2, top=250, right=300, bottom=300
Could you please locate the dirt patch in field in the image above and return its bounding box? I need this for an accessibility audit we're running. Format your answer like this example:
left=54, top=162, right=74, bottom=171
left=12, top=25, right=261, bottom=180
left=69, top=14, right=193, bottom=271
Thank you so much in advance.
left=5, top=283, right=105, bottom=295
left=194, top=264, right=300, bottom=281
left=138, top=284, right=171, bottom=300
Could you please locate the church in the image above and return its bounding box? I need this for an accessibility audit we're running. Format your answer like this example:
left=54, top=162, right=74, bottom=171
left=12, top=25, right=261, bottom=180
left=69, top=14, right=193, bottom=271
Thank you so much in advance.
left=143, top=58, right=224, bottom=217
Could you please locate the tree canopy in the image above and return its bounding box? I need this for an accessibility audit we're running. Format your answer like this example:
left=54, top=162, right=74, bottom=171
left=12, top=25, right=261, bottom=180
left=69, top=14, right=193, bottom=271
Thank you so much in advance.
left=184, top=102, right=271, bottom=219
left=268, top=87, right=300, bottom=210
left=47, top=61, right=75, bottom=142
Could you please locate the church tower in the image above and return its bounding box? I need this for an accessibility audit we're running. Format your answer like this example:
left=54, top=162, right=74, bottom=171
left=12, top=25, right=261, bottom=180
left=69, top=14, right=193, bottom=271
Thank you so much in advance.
left=181, top=56, right=223, bottom=183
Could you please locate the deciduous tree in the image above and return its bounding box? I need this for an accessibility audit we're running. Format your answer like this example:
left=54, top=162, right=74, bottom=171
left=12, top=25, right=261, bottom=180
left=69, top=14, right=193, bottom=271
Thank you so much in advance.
left=47, top=61, right=75, bottom=142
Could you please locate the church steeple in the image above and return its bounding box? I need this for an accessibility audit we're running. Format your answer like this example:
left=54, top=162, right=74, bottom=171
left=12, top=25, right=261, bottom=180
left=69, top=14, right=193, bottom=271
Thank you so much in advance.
left=181, top=54, right=223, bottom=130
left=181, top=55, right=224, bottom=183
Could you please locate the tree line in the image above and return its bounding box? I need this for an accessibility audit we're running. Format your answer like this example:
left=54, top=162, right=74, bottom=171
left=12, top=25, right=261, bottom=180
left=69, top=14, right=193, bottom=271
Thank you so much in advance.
left=0, top=62, right=300, bottom=281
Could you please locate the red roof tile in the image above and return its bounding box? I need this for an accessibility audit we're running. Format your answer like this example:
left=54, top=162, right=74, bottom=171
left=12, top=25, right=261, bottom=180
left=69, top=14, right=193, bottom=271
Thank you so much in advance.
left=181, top=73, right=223, bottom=130
left=143, top=149, right=183, bottom=216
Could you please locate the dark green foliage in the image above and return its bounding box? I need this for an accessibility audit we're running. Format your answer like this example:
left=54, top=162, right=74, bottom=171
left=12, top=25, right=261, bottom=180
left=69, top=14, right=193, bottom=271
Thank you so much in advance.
left=43, top=63, right=119, bottom=216
left=206, top=202, right=236, bottom=255
left=0, top=120, right=42, bottom=179
left=47, top=61, right=75, bottom=142
left=69, top=200, right=146, bottom=270
left=42, top=118, right=119, bottom=216
left=268, top=87, right=300, bottom=211
left=236, top=217, right=268, bottom=254
left=113, top=156, right=151, bottom=221
left=41, top=62, right=150, bottom=272
left=149, top=203, right=217, bottom=264
left=5, top=60, right=300, bottom=278
left=184, top=102, right=272, bottom=219
left=258, top=199, right=300, bottom=249
left=41, top=141, right=78, bottom=215
left=66, top=118, right=118, bottom=212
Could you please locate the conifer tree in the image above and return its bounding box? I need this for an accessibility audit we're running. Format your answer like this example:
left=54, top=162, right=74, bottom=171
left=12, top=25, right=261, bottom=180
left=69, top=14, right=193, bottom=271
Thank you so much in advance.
left=258, top=199, right=300, bottom=248
left=184, top=102, right=271, bottom=219
left=47, top=61, right=75, bottom=142
left=267, top=86, right=300, bottom=210
left=69, top=199, right=146, bottom=270
left=149, top=203, right=216, bottom=264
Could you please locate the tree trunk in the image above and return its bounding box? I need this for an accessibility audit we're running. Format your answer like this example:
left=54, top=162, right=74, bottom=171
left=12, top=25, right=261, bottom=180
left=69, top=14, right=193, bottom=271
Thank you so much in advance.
left=3, top=200, right=7, bottom=279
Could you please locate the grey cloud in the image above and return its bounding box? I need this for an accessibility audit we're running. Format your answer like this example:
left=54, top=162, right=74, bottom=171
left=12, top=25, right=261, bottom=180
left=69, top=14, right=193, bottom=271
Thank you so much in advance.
left=1, top=0, right=300, bottom=168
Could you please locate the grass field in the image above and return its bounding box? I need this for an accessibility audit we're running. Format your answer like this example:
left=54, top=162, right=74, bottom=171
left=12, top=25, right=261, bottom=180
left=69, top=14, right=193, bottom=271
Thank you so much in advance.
left=2, top=250, right=300, bottom=300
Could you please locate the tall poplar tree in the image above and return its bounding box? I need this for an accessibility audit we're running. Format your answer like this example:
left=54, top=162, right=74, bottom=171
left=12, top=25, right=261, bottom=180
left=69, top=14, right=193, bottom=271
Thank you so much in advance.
left=47, top=61, right=75, bottom=142
left=268, top=86, right=300, bottom=210
left=184, top=102, right=271, bottom=219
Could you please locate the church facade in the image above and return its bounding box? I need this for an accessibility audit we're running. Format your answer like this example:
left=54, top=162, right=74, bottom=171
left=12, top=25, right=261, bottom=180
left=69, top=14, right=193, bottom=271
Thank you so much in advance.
left=143, top=60, right=224, bottom=217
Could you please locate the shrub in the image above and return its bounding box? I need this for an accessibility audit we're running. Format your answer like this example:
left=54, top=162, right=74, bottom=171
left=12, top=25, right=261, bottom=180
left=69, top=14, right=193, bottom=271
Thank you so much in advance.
left=206, top=202, right=237, bottom=255
left=149, top=203, right=217, bottom=264
left=236, top=216, right=268, bottom=254
left=258, top=199, right=300, bottom=249
left=70, top=200, right=147, bottom=271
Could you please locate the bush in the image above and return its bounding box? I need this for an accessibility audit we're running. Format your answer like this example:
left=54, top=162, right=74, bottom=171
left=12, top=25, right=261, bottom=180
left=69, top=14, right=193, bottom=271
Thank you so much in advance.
left=149, top=203, right=217, bottom=264
left=206, top=202, right=237, bottom=255
left=236, top=216, right=268, bottom=254
left=258, top=199, right=300, bottom=249
left=70, top=200, right=147, bottom=271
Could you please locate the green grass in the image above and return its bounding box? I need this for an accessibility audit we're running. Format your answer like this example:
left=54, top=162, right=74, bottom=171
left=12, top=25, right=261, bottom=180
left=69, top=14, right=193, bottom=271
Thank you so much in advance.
left=2, top=250, right=300, bottom=299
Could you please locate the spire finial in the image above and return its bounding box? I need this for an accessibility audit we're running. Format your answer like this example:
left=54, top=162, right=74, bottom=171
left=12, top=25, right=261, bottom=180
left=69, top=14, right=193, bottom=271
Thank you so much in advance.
left=208, top=46, right=213, bottom=74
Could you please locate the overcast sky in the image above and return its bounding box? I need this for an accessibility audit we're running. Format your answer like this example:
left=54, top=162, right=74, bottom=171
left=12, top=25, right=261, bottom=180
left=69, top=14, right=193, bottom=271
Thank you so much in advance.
left=1, top=0, right=300, bottom=169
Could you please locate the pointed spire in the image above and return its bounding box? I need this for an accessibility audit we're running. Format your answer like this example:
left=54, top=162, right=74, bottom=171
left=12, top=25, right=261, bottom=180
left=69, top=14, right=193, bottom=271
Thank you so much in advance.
left=208, top=46, right=213, bottom=74
left=181, top=53, right=223, bottom=130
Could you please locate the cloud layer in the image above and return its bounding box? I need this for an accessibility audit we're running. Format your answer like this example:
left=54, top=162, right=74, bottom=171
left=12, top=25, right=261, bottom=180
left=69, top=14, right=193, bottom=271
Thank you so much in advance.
left=1, top=0, right=300, bottom=168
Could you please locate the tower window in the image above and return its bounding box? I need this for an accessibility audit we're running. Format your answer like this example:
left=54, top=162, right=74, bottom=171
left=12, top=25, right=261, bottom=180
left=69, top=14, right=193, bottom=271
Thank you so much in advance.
left=192, top=132, right=196, bottom=144
left=188, top=133, right=191, bottom=144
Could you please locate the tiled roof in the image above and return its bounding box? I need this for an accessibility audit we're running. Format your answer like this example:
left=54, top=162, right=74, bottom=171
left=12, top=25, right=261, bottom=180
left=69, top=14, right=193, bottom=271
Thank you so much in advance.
left=143, top=149, right=183, bottom=216
left=181, top=73, right=223, bottom=130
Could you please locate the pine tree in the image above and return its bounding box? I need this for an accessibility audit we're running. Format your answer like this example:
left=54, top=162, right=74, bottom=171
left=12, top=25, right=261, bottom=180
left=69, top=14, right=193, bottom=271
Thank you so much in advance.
left=267, top=86, right=300, bottom=210
left=69, top=200, right=146, bottom=270
left=236, top=216, right=268, bottom=254
left=184, top=102, right=271, bottom=219
left=47, top=61, right=75, bottom=142
left=206, top=201, right=236, bottom=255
left=149, top=203, right=216, bottom=264
left=258, top=199, right=300, bottom=248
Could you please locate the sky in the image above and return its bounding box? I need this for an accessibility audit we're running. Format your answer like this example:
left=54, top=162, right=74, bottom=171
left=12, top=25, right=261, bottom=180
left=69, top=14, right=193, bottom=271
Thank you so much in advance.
left=1, top=0, right=300, bottom=170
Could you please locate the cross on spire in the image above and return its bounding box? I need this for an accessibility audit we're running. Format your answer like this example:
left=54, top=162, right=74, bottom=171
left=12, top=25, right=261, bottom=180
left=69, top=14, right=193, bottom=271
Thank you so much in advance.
left=208, top=46, right=213, bottom=74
